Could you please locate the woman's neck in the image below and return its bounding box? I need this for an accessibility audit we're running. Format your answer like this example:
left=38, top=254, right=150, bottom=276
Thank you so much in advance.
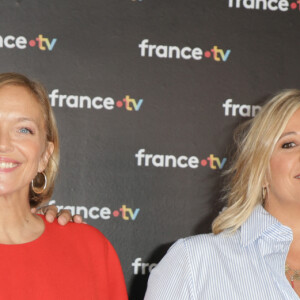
left=0, top=192, right=44, bottom=244
left=265, top=200, right=300, bottom=232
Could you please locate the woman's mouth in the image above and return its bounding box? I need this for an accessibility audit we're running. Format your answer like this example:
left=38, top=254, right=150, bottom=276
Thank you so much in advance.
left=0, top=158, right=20, bottom=172
left=0, top=162, right=18, bottom=169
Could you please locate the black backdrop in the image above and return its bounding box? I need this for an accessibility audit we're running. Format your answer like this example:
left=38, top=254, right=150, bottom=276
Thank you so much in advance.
left=1, top=0, right=300, bottom=299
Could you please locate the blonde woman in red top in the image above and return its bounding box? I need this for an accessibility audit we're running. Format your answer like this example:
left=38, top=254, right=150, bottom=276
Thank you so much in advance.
left=0, top=73, right=127, bottom=299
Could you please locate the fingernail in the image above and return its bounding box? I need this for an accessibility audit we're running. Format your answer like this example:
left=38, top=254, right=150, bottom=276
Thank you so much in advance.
left=59, top=216, right=67, bottom=225
left=47, top=215, right=54, bottom=222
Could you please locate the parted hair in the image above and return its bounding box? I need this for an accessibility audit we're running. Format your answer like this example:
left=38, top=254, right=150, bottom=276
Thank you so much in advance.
left=212, top=89, right=300, bottom=234
left=0, top=73, right=59, bottom=207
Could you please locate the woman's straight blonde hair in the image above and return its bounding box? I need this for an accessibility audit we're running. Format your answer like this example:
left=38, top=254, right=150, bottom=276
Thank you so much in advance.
left=212, top=89, right=300, bottom=234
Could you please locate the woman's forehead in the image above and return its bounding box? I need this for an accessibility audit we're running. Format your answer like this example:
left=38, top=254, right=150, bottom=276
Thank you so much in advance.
left=0, top=85, right=46, bottom=127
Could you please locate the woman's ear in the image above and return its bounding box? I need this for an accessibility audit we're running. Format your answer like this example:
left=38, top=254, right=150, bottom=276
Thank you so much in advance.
left=38, top=142, right=54, bottom=173
left=262, top=172, right=270, bottom=188
left=262, top=172, right=270, bottom=202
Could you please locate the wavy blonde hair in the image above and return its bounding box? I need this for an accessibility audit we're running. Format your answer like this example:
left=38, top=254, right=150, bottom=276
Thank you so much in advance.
left=0, top=73, right=59, bottom=207
left=212, top=89, right=300, bottom=234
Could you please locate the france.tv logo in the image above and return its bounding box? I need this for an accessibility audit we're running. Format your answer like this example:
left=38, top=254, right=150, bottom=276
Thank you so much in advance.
left=139, top=39, right=231, bottom=62
left=49, top=200, right=140, bottom=221
left=49, top=89, right=144, bottom=112
left=228, top=0, right=300, bottom=11
left=0, top=34, right=57, bottom=51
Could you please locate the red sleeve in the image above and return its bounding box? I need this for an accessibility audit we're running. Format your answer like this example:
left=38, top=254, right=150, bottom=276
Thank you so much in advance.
left=105, top=238, right=128, bottom=300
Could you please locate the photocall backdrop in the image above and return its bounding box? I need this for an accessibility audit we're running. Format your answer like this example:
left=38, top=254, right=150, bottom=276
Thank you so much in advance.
left=1, top=0, right=300, bottom=298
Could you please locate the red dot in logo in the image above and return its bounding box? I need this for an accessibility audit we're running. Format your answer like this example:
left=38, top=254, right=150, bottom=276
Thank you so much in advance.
left=116, top=100, right=123, bottom=108
left=201, top=159, right=208, bottom=166
left=113, top=210, right=120, bottom=217
left=29, top=40, right=36, bottom=47
left=291, top=2, right=297, bottom=9
left=204, top=51, right=211, bottom=58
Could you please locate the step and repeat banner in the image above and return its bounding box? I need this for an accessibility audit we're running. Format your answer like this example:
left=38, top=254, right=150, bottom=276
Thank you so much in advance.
left=1, top=0, right=300, bottom=299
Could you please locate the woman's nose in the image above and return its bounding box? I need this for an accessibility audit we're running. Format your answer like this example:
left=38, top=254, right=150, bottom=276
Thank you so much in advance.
left=0, top=131, right=14, bottom=153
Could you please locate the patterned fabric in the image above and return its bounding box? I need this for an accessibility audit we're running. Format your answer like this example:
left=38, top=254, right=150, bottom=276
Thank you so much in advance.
left=145, top=205, right=298, bottom=300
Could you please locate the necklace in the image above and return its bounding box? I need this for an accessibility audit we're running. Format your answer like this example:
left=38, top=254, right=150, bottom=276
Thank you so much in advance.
left=285, top=264, right=300, bottom=289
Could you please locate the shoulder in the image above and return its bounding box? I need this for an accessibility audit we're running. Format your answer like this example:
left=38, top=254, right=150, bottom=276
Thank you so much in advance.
left=41, top=216, right=113, bottom=251
left=183, top=230, right=241, bottom=257
left=165, top=230, right=240, bottom=258
left=64, top=221, right=108, bottom=241
left=145, top=232, right=241, bottom=300
left=155, top=232, right=241, bottom=277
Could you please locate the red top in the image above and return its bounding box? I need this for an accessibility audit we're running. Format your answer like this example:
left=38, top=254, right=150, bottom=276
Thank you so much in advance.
left=0, top=216, right=128, bottom=300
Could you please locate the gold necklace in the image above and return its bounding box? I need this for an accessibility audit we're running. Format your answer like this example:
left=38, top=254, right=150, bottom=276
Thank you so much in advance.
left=285, top=264, right=300, bottom=289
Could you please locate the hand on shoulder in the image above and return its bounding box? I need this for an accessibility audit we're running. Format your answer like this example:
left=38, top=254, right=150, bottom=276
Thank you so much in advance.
left=31, top=205, right=84, bottom=225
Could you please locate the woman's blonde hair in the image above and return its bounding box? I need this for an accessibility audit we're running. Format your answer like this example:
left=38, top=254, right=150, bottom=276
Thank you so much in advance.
left=212, top=89, right=300, bottom=234
left=0, top=72, right=59, bottom=207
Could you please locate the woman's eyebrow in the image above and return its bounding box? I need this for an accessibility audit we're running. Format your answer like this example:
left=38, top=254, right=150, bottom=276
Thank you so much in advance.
left=279, top=131, right=297, bottom=139
left=16, top=117, right=38, bottom=123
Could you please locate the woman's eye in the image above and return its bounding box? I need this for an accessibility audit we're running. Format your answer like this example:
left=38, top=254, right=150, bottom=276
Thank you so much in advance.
left=19, top=127, right=33, bottom=134
left=282, top=142, right=296, bottom=149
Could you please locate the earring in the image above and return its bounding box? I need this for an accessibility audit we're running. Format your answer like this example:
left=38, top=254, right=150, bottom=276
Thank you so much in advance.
left=262, top=186, right=267, bottom=201
left=31, top=172, right=47, bottom=194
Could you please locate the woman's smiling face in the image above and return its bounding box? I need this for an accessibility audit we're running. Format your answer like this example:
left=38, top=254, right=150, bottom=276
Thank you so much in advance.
left=267, top=108, right=300, bottom=208
left=0, top=84, right=53, bottom=197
